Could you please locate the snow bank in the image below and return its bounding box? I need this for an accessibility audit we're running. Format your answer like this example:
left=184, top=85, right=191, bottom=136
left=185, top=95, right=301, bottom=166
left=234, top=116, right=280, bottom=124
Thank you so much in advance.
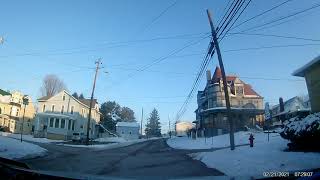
left=0, top=136, right=47, bottom=159
left=191, top=132, right=320, bottom=178
left=0, top=132, right=64, bottom=143
left=167, top=131, right=261, bottom=150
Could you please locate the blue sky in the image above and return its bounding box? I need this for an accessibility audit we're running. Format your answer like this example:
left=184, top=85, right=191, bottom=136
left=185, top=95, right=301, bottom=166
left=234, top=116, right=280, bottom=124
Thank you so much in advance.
left=1, top=0, right=320, bottom=133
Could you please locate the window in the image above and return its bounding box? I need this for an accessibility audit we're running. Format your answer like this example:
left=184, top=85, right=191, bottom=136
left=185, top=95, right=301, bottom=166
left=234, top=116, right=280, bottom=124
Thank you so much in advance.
left=16, top=109, right=19, bottom=117
left=61, top=119, right=65, bottom=129
left=72, top=121, right=75, bottom=130
left=129, top=131, right=132, bottom=134
left=0, top=107, right=2, bottom=114
left=49, top=117, right=54, bottom=127
left=71, top=106, right=74, bottom=114
left=236, top=86, right=243, bottom=96
left=42, top=105, right=46, bottom=112
left=61, top=105, right=64, bottom=114
left=63, top=94, right=66, bottom=101
left=68, top=120, right=71, bottom=130
left=51, top=105, right=55, bottom=112
left=55, top=118, right=59, bottom=128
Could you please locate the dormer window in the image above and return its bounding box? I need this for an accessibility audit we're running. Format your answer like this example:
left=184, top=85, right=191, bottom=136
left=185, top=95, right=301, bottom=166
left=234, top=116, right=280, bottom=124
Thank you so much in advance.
left=236, top=86, right=244, bottom=96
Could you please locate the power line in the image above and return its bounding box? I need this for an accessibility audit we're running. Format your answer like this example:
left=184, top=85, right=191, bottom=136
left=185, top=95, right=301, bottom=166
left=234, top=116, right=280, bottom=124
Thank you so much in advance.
left=219, top=0, right=252, bottom=41
left=223, top=43, right=320, bottom=52
left=136, top=0, right=179, bottom=35
left=0, top=32, right=208, bottom=59
left=225, top=32, right=320, bottom=42
left=235, top=2, right=320, bottom=33
left=229, top=0, right=295, bottom=31
left=217, top=0, right=242, bottom=34
left=218, top=0, right=247, bottom=38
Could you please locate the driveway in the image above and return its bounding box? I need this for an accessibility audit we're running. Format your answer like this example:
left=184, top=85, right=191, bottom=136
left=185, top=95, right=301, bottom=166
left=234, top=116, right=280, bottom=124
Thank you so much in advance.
left=22, top=138, right=224, bottom=178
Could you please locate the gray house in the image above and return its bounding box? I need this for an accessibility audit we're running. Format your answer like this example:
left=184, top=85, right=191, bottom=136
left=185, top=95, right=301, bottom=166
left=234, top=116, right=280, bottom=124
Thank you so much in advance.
left=116, top=122, right=140, bottom=140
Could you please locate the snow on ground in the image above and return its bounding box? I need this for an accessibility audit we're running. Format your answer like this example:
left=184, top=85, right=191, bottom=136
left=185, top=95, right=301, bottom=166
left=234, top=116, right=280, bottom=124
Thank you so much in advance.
left=58, top=137, right=161, bottom=150
left=190, top=132, right=320, bottom=178
left=0, top=136, right=47, bottom=159
left=0, top=132, right=64, bottom=143
left=167, top=131, right=260, bottom=150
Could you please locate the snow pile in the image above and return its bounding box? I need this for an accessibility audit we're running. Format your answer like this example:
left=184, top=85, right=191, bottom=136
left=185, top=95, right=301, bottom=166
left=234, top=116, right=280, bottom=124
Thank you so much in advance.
left=167, top=131, right=257, bottom=150
left=0, top=136, right=47, bottom=159
left=0, top=132, right=64, bottom=143
left=191, top=132, right=320, bottom=178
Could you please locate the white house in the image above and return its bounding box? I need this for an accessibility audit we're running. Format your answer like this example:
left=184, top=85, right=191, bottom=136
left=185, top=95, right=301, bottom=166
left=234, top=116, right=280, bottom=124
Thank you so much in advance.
left=34, top=90, right=101, bottom=140
left=116, top=122, right=140, bottom=140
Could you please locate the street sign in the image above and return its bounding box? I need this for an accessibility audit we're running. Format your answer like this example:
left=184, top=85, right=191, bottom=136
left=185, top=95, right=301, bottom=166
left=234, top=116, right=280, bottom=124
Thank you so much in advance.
left=264, top=102, right=271, bottom=121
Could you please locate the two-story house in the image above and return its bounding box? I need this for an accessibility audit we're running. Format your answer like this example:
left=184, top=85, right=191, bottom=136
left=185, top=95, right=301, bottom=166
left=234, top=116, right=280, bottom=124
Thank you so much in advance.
left=195, top=67, right=264, bottom=137
left=34, top=90, right=101, bottom=140
left=0, top=89, right=35, bottom=134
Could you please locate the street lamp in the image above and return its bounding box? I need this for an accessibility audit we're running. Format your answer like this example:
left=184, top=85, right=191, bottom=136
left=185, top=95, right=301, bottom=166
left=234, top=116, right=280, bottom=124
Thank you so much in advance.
left=20, top=95, right=29, bottom=142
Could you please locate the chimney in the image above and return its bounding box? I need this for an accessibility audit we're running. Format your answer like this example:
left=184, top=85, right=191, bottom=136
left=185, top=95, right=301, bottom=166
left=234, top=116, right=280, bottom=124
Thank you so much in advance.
left=206, top=70, right=211, bottom=81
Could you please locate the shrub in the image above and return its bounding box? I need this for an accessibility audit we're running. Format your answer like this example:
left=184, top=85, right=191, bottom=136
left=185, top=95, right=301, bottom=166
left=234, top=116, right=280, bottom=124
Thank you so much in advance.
left=280, top=112, right=320, bottom=151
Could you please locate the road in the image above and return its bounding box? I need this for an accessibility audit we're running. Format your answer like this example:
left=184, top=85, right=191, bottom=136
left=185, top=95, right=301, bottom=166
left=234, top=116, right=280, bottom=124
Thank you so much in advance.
left=22, top=138, right=224, bottom=179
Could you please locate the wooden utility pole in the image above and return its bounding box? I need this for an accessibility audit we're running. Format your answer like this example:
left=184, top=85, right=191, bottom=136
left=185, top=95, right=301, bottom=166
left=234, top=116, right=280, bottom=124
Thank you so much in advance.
left=86, top=59, right=102, bottom=145
left=168, top=115, right=171, bottom=138
left=140, top=108, right=143, bottom=135
left=206, top=9, right=235, bottom=150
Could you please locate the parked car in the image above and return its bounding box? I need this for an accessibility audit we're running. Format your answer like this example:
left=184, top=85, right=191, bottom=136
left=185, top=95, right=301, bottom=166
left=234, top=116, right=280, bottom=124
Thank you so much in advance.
left=0, top=126, right=10, bottom=132
left=72, top=132, right=86, bottom=142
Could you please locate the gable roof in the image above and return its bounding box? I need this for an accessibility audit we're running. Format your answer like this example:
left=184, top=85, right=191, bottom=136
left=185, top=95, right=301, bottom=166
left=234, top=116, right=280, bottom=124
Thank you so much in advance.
left=244, top=84, right=261, bottom=97
left=37, top=90, right=100, bottom=113
left=293, top=55, right=320, bottom=77
left=0, top=89, right=11, bottom=96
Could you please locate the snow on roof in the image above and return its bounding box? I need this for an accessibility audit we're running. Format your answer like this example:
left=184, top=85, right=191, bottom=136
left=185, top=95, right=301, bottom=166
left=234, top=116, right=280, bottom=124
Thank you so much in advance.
left=116, top=122, right=140, bottom=127
left=293, top=55, right=320, bottom=77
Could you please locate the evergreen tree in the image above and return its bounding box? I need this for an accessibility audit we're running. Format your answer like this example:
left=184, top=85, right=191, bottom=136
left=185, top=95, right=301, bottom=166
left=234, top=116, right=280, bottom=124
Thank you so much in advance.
left=145, top=108, right=161, bottom=137
left=79, top=93, right=85, bottom=99
left=72, top=92, right=79, bottom=99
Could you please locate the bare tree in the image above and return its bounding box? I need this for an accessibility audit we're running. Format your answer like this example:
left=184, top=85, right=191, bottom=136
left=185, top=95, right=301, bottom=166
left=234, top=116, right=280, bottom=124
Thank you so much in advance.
left=40, top=74, right=67, bottom=97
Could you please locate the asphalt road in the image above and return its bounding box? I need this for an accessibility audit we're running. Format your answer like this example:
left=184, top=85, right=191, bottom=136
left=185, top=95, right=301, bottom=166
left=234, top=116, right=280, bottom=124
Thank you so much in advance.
left=22, top=138, right=224, bottom=179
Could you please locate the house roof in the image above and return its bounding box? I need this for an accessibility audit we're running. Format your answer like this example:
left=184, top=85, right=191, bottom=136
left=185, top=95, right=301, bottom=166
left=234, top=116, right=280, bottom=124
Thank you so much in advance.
left=116, top=122, right=140, bottom=128
left=293, top=55, right=320, bottom=77
left=37, top=96, right=52, bottom=101
left=79, top=99, right=97, bottom=107
left=244, top=84, right=261, bottom=97
left=0, top=89, right=11, bottom=96
left=211, top=67, right=261, bottom=97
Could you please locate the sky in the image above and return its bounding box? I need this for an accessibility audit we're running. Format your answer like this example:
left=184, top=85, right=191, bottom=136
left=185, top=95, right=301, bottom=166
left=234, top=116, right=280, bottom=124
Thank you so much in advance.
left=1, top=0, right=320, bottom=133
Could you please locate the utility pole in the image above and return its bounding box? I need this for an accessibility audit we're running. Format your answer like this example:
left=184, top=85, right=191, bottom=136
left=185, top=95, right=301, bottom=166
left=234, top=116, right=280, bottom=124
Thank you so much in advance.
left=206, top=9, right=235, bottom=150
left=86, top=59, right=102, bottom=145
left=140, top=108, right=143, bottom=136
left=20, top=96, right=29, bottom=142
left=168, top=115, right=171, bottom=138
